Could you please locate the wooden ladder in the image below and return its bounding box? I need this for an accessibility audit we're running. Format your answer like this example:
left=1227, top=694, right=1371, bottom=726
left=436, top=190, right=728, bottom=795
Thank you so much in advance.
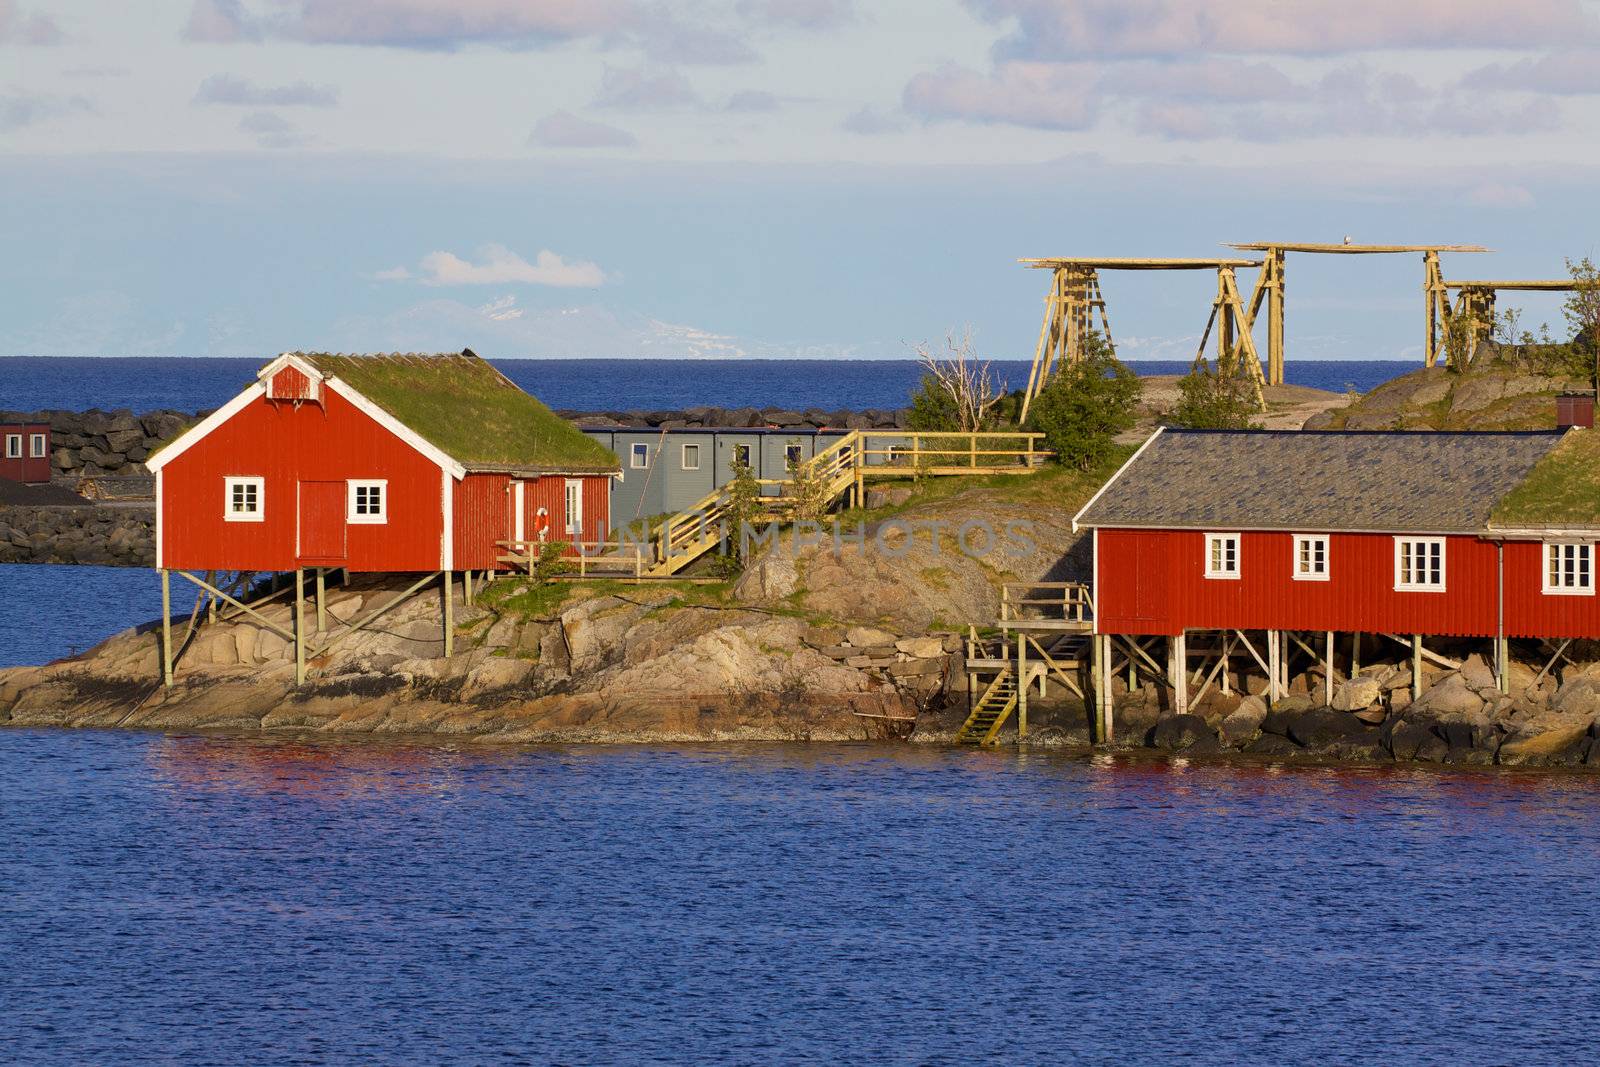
left=956, top=667, right=1020, bottom=746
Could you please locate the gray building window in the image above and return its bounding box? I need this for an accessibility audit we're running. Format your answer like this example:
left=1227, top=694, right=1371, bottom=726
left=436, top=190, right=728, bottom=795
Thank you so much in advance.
left=785, top=444, right=803, bottom=466
left=681, top=443, right=701, bottom=470
left=732, top=443, right=752, bottom=468
left=631, top=443, right=649, bottom=469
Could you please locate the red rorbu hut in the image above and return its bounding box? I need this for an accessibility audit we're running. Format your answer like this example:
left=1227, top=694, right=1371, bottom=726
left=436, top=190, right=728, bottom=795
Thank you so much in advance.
left=146, top=350, right=618, bottom=682
left=1073, top=425, right=1600, bottom=721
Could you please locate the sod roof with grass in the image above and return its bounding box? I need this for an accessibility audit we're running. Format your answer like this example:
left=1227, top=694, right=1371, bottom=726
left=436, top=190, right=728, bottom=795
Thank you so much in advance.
left=1490, top=428, right=1600, bottom=529
left=301, top=351, right=619, bottom=474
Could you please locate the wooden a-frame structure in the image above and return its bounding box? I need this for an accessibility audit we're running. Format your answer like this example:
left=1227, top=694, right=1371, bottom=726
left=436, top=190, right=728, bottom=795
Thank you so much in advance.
left=1226, top=242, right=1490, bottom=381
left=1018, top=257, right=1266, bottom=421
left=1444, top=279, right=1581, bottom=366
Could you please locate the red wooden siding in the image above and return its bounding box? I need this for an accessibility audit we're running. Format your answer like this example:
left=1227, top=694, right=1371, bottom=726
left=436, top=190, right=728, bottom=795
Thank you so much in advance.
left=267, top=364, right=319, bottom=402
left=1503, top=539, right=1600, bottom=639
left=452, top=472, right=612, bottom=570
left=452, top=473, right=509, bottom=571
left=0, top=423, right=51, bottom=484
left=1096, top=529, right=1501, bottom=638
left=160, top=389, right=445, bottom=572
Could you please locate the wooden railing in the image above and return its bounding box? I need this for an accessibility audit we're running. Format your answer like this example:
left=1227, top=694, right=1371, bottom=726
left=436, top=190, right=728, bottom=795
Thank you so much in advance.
left=851, top=430, right=1050, bottom=473
left=999, top=581, right=1094, bottom=625
left=496, top=539, right=648, bottom=578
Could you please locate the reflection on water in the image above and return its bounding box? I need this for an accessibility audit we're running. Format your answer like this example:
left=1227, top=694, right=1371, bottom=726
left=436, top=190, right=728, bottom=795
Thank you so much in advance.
left=6, top=731, right=1600, bottom=1065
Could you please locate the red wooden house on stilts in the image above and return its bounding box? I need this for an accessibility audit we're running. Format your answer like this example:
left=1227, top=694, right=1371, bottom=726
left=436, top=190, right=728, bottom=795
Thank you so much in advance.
left=1073, top=423, right=1600, bottom=739
left=147, top=350, right=618, bottom=684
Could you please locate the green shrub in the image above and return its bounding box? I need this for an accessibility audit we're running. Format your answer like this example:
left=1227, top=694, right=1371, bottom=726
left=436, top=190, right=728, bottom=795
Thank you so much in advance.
left=906, top=373, right=961, bottom=432
left=1169, top=365, right=1262, bottom=430
left=1027, top=332, right=1140, bottom=470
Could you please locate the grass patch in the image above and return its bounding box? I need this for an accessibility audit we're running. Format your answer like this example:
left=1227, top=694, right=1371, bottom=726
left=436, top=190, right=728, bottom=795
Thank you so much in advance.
left=1492, top=429, right=1600, bottom=526
left=303, top=352, right=618, bottom=472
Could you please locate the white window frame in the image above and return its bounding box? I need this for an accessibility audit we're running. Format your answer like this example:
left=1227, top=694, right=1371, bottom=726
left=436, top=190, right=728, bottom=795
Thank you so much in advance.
left=347, top=479, right=388, bottom=524
left=4, top=434, right=19, bottom=459
left=1543, top=541, right=1595, bottom=596
left=631, top=443, right=649, bottom=469
left=223, top=476, right=264, bottom=523
left=565, top=478, right=583, bottom=536
left=785, top=443, right=804, bottom=467
left=732, top=443, right=752, bottom=468
left=1292, top=534, right=1330, bottom=581
left=1204, top=532, right=1240, bottom=580
left=30, top=433, right=46, bottom=458
left=1394, top=536, right=1446, bottom=591
left=681, top=443, right=701, bottom=471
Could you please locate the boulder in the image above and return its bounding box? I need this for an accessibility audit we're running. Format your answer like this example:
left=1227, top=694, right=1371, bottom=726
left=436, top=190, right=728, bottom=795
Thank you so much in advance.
left=1287, top=708, right=1371, bottom=750
left=1498, top=722, right=1591, bottom=767
left=1410, top=672, right=1486, bottom=723
left=1244, top=733, right=1302, bottom=757
left=1332, top=674, right=1383, bottom=712
left=461, top=656, right=536, bottom=700
left=1147, top=714, right=1220, bottom=753
left=846, top=625, right=898, bottom=649
left=1459, top=653, right=1496, bottom=692
left=894, top=636, right=945, bottom=659
left=1379, top=666, right=1412, bottom=692
left=1385, top=719, right=1436, bottom=761
left=733, top=555, right=800, bottom=603
left=1219, top=695, right=1268, bottom=746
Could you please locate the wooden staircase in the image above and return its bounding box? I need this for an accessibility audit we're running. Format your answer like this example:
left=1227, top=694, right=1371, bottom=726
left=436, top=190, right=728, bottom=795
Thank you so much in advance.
left=955, top=667, right=1021, bottom=746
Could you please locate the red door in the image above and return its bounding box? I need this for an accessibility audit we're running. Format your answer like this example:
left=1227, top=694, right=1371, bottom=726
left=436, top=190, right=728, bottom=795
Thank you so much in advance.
left=1133, top=532, right=1166, bottom=623
left=299, top=480, right=347, bottom=564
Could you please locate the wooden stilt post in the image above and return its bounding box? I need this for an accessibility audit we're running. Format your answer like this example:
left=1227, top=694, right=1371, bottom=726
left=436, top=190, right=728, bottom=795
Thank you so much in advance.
left=1172, top=632, right=1188, bottom=715
left=966, top=626, right=977, bottom=716
left=1268, top=248, right=1285, bottom=386
left=293, top=568, right=305, bottom=686
left=1016, top=631, right=1027, bottom=741
left=315, top=568, right=326, bottom=635
left=1496, top=636, right=1510, bottom=694
left=1325, top=630, right=1335, bottom=707
left=1352, top=631, right=1361, bottom=679
left=160, top=569, right=173, bottom=687
left=1412, top=634, right=1423, bottom=701
left=1090, top=633, right=1105, bottom=744
left=443, top=571, right=454, bottom=658
left=205, top=570, right=216, bottom=625
left=464, top=569, right=473, bottom=605
left=1267, top=630, right=1281, bottom=706
left=1127, top=637, right=1137, bottom=691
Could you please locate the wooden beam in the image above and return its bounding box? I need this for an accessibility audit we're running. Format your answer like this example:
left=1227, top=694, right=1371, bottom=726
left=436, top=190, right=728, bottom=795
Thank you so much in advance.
left=443, top=571, right=454, bottom=659
left=315, top=568, right=326, bottom=635
left=1228, top=242, right=1490, bottom=254
left=294, top=568, right=305, bottom=686
left=1021, top=257, right=1263, bottom=269
left=160, top=569, right=172, bottom=688
left=175, top=570, right=295, bottom=642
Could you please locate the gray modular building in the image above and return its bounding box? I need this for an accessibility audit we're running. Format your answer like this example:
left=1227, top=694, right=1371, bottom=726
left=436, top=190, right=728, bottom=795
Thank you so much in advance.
left=584, top=427, right=910, bottom=525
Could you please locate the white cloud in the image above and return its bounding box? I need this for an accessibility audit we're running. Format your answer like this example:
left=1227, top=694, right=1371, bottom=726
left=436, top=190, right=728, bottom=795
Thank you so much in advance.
left=194, top=73, right=339, bottom=107
left=594, top=66, right=700, bottom=110
left=965, top=0, right=1600, bottom=59
left=237, top=110, right=306, bottom=148
left=183, top=0, right=636, bottom=49
left=382, top=244, right=608, bottom=288
left=530, top=110, right=637, bottom=148
left=0, top=0, right=62, bottom=44
left=1468, top=50, right=1600, bottom=95
left=0, top=91, right=92, bottom=132
left=477, top=294, right=525, bottom=320
left=840, top=105, right=905, bottom=135
left=903, top=61, right=1098, bottom=130
left=1464, top=182, right=1536, bottom=209
left=737, top=0, right=857, bottom=30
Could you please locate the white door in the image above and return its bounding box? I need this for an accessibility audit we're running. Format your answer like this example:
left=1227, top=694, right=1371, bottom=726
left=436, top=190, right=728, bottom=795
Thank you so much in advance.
left=512, top=481, right=526, bottom=542
left=565, top=479, right=583, bottom=538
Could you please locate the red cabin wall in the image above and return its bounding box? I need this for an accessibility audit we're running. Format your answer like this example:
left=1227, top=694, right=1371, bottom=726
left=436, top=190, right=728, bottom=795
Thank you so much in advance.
left=454, top=472, right=614, bottom=571
left=1503, top=539, right=1600, bottom=639
left=1095, top=528, right=1501, bottom=637
left=452, top=473, right=510, bottom=572
left=0, top=423, right=52, bottom=484
left=159, top=389, right=445, bottom=572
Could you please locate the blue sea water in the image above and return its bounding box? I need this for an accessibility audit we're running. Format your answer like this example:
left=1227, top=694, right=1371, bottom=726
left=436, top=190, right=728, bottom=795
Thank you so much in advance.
left=0, top=355, right=1404, bottom=415
left=3, top=731, right=1600, bottom=1065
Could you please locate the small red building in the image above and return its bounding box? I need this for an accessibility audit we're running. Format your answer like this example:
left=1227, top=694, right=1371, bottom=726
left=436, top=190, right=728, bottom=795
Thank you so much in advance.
left=1075, top=427, right=1598, bottom=641
left=148, top=351, right=618, bottom=575
left=1, top=422, right=52, bottom=485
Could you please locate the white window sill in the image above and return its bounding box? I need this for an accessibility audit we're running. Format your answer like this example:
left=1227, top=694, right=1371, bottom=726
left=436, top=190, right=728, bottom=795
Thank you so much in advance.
left=1293, top=572, right=1330, bottom=582
left=1203, top=572, right=1240, bottom=581
left=1394, top=583, right=1446, bottom=593
left=1542, top=586, right=1596, bottom=597
left=224, top=513, right=264, bottom=523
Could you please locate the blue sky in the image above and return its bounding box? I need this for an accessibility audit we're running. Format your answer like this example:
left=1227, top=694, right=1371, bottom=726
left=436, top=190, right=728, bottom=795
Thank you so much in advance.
left=3, top=0, right=1600, bottom=360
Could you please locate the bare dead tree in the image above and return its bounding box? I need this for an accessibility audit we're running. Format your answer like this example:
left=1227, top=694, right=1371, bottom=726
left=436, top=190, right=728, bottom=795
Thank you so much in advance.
left=911, top=326, right=1001, bottom=432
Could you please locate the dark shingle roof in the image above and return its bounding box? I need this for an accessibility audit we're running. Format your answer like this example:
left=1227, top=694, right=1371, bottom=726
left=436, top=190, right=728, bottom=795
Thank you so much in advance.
left=1076, top=429, right=1565, bottom=534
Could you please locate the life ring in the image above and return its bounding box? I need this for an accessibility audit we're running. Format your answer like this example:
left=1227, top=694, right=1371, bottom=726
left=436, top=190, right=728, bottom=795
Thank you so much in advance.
left=533, top=507, right=550, bottom=543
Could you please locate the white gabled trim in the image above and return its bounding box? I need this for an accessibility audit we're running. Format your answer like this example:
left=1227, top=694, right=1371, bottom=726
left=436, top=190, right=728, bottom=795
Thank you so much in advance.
left=1072, top=426, right=1164, bottom=533
left=144, top=382, right=267, bottom=472
left=441, top=468, right=453, bottom=570
left=1091, top=526, right=1099, bottom=636
left=325, top=378, right=467, bottom=480
left=154, top=468, right=163, bottom=569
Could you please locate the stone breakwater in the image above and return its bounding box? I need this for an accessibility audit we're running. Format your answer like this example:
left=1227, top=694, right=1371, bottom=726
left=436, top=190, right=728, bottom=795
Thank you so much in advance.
left=0, top=408, right=192, bottom=491
left=557, top=405, right=907, bottom=431
left=0, top=503, right=155, bottom=566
